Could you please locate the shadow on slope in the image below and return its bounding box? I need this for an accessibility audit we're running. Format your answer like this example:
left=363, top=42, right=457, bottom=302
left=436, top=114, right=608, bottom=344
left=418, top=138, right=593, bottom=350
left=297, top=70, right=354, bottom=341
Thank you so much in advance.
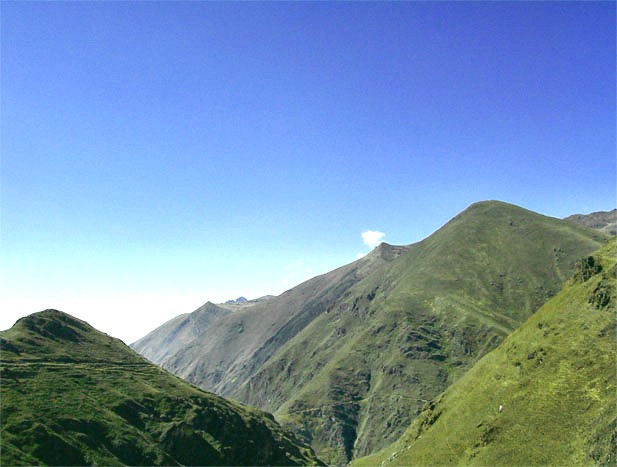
left=233, top=201, right=608, bottom=464
left=354, top=238, right=616, bottom=466
left=0, top=310, right=322, bottom=466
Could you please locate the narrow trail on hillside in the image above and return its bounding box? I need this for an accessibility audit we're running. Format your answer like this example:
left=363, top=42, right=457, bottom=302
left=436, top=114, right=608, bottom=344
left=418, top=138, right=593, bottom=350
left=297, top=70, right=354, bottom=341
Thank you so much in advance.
left=284, top=395, right=429, bottom=415
left=1, top=361, right=164, bottom=379
left=285, top=399, right=369, bottom=415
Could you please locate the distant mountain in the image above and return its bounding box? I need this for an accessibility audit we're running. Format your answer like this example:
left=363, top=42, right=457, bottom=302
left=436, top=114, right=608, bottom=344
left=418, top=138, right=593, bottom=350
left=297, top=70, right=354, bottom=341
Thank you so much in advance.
left=226, top=296, right=248, bottom=304
left=132, top=200, right=609, bottom=464
left=564, top=208, right=616, bottom=235
left=131, top=301, right=232, bottom=366
left=132, top=243, right=410, bottom=397
left=354, top=238, right=616, bottom=466
left=0, top=310, right=321, bottom=466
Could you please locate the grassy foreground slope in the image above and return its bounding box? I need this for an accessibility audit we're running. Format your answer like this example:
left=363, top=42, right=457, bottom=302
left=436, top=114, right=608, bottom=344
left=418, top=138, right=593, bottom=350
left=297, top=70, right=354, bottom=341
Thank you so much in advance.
left=354, top=238, right=616, bottom=466
left=0, top=310, right=321, bottom=466
left=233, top=201, right=608, bottom=464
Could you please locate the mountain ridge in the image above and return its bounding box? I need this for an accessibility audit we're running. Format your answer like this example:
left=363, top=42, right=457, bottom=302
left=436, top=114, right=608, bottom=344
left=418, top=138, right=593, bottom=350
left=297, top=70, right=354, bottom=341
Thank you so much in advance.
left=132, top=241, right=410, bottom=396
left=132, top=200, right=609, bottom=463
left=0, top=309, right=321, bottom=466
left=131, top=301, right=232, bottom=365
left=353, top=238, right=616, bottom=466
left=564, top=208, right=616, bottom=235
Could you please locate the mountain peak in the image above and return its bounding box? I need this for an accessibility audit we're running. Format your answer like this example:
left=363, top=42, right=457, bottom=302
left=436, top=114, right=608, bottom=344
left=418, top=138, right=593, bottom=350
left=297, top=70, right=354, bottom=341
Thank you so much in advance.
left=14, top=309, right=91, bottom=342
left=439, top=200, right=609, bottom=240
left=467, top=199, right=512, bottom=208
left=459, top=200, right=532, bottom=218
left=367, top=242, right=409, bottom=261
left=226, top=296, right=248, bottom=304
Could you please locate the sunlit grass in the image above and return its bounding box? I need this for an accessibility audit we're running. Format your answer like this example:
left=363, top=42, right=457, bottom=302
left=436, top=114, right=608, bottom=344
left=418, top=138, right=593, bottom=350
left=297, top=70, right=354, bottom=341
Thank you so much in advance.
left=354, top=239, right=616, bottom=466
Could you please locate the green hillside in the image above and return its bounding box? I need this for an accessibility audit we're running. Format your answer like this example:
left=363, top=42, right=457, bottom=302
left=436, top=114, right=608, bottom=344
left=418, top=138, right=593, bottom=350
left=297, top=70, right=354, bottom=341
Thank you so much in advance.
left=232, top=201, right=608, bottom=463
left=354, top=238, right=616, bottom=466
left=0, top=310, right=321, bottom=466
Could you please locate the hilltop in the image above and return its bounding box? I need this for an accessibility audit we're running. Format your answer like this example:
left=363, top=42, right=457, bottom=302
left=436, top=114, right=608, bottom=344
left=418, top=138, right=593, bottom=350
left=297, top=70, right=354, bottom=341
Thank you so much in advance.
left=354, top=238, right=616, bottom=466
left=0, top=310, right=321, bottom=466
left=132, top=200, right=608, bottom=463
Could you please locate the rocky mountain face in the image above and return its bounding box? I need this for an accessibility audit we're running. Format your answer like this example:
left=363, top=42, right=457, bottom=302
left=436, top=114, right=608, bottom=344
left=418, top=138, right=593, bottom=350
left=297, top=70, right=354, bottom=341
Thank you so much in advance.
left=564, top=208, right=616, bottom=235
left=226, top=296, right=248, bottom=304
left=354, top=238, right=616, bottom=466
left=131, top=301, right=232, bottom=365
left=132, top=201, right=609, bottom=464
left=0, top=310, right=321, bottom=466
left=132, top=243, right=409, bottom=397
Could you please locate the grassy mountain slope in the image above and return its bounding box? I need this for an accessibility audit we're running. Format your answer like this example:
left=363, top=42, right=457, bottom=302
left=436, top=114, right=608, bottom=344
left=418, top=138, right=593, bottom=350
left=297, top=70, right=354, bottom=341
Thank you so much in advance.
left=0, top=310, right=321, bottom=466
left=354, top=238, right=616, bottom=466
left=232, top=201, right=608, bottom=463
left=132, top=244, right=409, bottom=396
left=565, top=208, right=617, bottom=236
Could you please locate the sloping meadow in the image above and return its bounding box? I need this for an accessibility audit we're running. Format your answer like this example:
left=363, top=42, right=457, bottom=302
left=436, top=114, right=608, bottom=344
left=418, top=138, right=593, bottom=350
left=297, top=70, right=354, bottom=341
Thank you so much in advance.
left=354, top=238, right=616, bottom=466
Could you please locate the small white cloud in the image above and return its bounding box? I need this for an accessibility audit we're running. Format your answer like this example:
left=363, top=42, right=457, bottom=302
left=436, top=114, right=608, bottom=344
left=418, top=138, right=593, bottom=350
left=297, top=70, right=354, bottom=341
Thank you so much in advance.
left=361, top=230, right=385, bottom=249
left=355, top=252, right=367, bottom=260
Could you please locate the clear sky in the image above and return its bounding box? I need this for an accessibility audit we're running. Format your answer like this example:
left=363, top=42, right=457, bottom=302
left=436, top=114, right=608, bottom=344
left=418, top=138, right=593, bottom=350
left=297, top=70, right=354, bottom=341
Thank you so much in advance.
left=1, top=1, right=615, bottom=343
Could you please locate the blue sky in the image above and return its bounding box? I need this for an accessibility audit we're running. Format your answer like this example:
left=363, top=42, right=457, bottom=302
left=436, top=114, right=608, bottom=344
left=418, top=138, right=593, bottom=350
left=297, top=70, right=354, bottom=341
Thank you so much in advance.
left=1, top=1, right=615, bottom=343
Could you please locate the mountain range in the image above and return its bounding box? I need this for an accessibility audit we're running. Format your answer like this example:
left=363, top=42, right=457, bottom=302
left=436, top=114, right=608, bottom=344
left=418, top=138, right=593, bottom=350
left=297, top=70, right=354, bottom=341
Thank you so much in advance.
left=3, top=200, right=612, bottom=465
left=564, top=208, right=617, bottom=236
left=132, top=200, right=610, bottom=464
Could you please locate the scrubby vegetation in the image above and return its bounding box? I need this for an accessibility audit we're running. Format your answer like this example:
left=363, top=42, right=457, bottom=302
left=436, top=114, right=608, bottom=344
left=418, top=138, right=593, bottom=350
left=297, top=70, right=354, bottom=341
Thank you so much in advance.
left=0, top=310, right=321, bottom=466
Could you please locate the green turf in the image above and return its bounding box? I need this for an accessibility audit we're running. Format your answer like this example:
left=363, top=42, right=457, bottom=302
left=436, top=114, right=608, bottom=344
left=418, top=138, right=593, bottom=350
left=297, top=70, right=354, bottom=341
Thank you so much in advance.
left=0, top=310, right=322, bottom=466
left=353, top=238, right=616, bottom=466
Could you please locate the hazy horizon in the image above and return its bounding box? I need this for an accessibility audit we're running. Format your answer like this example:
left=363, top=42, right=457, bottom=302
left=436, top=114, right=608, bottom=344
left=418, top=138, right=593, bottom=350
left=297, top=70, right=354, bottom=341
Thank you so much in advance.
left=2, top=2, right=615, bottom=343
